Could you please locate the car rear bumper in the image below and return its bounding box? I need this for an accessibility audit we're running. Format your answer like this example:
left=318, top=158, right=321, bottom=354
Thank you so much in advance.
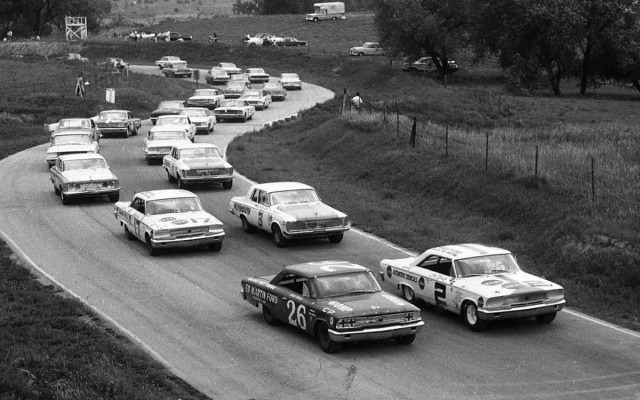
left=478, top=300, right=566, bottom=321
left=182, top=175, right=233, bottom=184
left=328, top=321, right=424, bottom=342
left=63, top=187, right=120, bottom=198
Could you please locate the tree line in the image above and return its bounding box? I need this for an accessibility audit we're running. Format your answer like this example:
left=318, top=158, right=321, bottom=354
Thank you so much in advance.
left=232, top=0, right=374, bottom=15
left=374, top=0, right=640, bottom=95
left=0, top=0, right=111, bottom=38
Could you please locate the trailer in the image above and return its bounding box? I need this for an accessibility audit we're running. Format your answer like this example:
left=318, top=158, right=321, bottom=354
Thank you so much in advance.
left=306, top=2, right=345, bottom=21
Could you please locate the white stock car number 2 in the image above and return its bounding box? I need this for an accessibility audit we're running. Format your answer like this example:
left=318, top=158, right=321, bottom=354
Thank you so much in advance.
left=287, top=300, right=307, bottom=330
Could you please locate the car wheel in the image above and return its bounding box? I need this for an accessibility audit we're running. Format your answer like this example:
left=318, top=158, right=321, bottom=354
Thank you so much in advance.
left=395, top=334, right=416, bottom=345
left=328, top=233, right=343, bottom=243
left=146, top=159, right=154, bottom=165
left=61, top=191, right=70, bottom=205
left=535, top=312, right=557, bottom=323
left=241, top=216, right=257, bottom=233
left=402, top=285, right=416, bottom=304
left=54, top=185, right=60, bottom=195
left=146, top=235, right=159, bottom=256
left=108, top=192, right=120, bottom=202
left=242, top=115, right=247, bottom=122
left=272, top=225, right=289, bottom=247
left=358, top=52, right=364, bottom=56
left=313, top=17, right=319, bottom=22
left=316, top=322, right=341, bottom=354
left=222, top=180, right=233, bottom=189
left=262, top=304, right=279, bottom=326
left=124, top=128, right=130, bottom=138
left=177, top=175, right=186, bottom=189
left=249, top=43, right=257, bottom=47
left=462, top=302, right=488, bottom=331
left=208, top=242, right=222, bottom=252
left=124, top=225, right=135, bottom=241
left=167, top=171, right=176, bottom=183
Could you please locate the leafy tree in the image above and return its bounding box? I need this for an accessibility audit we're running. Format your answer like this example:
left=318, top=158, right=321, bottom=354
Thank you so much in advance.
left=232, top=0, right=261, bottom=15
left=373, top=0, right=469, bottom=74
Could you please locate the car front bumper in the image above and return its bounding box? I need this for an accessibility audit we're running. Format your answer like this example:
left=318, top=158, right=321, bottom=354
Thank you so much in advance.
left=97, top=127, right=128, bottom=136
left=62, top=187, right=120, bottom=198
left=181, top=174, right=233, bottom=184
left=478, top=300, right=566, bottom=321
left=328, top=320, right=424, bottom=342
left=283, top=226, right=350, bottom=239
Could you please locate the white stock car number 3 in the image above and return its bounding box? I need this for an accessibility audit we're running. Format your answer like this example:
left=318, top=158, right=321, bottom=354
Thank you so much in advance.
left=287, top=300, right=307, bottom=330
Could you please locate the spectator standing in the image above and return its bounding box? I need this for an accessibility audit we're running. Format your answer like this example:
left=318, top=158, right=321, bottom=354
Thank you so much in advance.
left=6, top=30, right=13, bottom=42
left=351, top=92, right=363, bottom=111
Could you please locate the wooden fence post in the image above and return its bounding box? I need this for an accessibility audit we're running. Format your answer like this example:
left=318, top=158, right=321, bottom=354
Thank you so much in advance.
left=410, top=118, right=417, bottom=147
left=485, top=131, right=489, bottom=170
left=535, top=145, right=539, bottom=177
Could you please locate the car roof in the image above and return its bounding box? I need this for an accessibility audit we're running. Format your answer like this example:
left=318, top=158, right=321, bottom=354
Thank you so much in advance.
left=134, top=189, right=197, bottom=201
left=150, top=125, right=188, bottom=133
left=52, top=129, right=93, bottom=136
left=172, top=142, right=219, bottom=150
left=424, top=243, right=512, bottom=260
left=99, top=109, right=129, bottom=113
left=181, top=107, right=209, bottom=112
left=282, top=261, right=368, bottom=278
left=252, top=181, right=314, bottom=192
left=58, top=153, right=104, bottom=161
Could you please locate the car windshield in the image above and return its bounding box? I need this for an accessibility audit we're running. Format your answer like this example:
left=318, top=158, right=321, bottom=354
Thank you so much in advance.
left=311, top=272, right=381, bottom=298
left=264, top=82, right=281, bottom=90
left=456, top=254, right=521, bottom=277
left=219, top=100, right=243, bottom=107
left=242, top=90, right=261, bottom=97
left=209, top=68, right=226, bottom=75
left=52, top=135, right=92, bottom=145
left=157, top=116, right=189, bottom=125
left=281, top=74, right=299, bottom=80
left=179, top=147, right=220, bottom=159
left=63, top=158, right=107, bottom=171
left=146, top=197, right=202, bottom=215
left=270, top=189, right=319, bottom=205
left=149, top=131, right=188, bottom=140
left=58, top=120, right=91, bottom=129
left=194, top=89, right=218, bottom=96
left=158, top=101, right=183, bottom=110
left=230, top=75, right=248, bottom=82
left=99, top=111, right=127, bottom=119
left=181, top=109, right=208, bottom=117
left=248, top=69, right=265, bottom=74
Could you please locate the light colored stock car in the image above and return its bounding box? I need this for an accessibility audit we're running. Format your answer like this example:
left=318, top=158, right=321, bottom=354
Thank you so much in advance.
left=162, top=142, right=233, bottom=189
left=156, top=56, right=183, bottom=69
left=263, top=80, right=287, bottom=101
left=280, top=73, right=302, bottom=90
left=50, top=153, right=120, bottom=205
left=379, top=243, right=566, bottom=331
left=245, top=67, right=270, bottom=83
left=229, top=182, right=350, bottom=247
left=46, top=131, right=99, bottom=167
left=144, top=127, right=192, bottom=164
left=113, top=189, right=225, bottom=256
left=239, top=89, right=271, bottom=110
left=152, top=115, right=196, bottom=141
left=187, top=88, right=225, bottom=110
left=179, top=108, right=216, bottom=134
left=94, top=109, right=141, bottom=138
left=241, top=261, right=424, bottom=353
left=213, top=99, right=255, bottom=122
left=217, top=62, right=242, bottom=75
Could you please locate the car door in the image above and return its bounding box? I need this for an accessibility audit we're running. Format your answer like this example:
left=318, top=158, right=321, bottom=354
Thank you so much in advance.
left=414, top=255, right=456, bottom=308
left=129, top=197, right=146, bottom=239
left=245, top=188, right=263, bottom=228
left=271, top=273, right=313, bottom=334
left=165, top=147, right=178, bottom=177
left=50, top=158, right=64, bottom=187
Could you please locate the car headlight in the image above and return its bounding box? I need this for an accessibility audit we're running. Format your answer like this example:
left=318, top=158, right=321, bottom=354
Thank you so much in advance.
left=208, top=224, right=224, bottom=233
left=101, top=181, right=116, bottom=188
left=67, top=183, right=81, bottom=191
left=153, top=229, right=171, bottom=238
left=336, top=318, right=356, bottom=328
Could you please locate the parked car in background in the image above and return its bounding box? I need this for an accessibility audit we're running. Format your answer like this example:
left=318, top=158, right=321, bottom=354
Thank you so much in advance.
left=402, top=56, right=460, bottom=74
left=114, top=189, right=225, bottom=256
left=349, top=42, right=384, bottom=56
left=162, top=142, right=233, bottom=189
left=156, top=56, right=184, bottom=69
left=50, top=153, right=119, bottom=205
left=263, top=80, right=287, bottom=101
left=65, top=53, right=89, bottom=63
left=144, top=127, right=192, bottom=164
left=187, top=88, right=225, bottom=109
left=150, top=100, right=187, bottom=125
left=213, top=99, right=255, bottom=122
left=94, top=110, right=141, bottom=138
left=280, top=73, right=302, bottom=90
left=162, top=62, right=193, bottom=78
left=204, top=67, right=231, bottom=85
left=245, top=68, right=270, bottom=83
left=379, top=243, right=566, bottom=331
left=46, top=131, right=99, bottom=167
left=152, top=115, right=196, bottom=142
left=244, top=33, right=276, bottom=46
left=229, top=181, right=350, bottom=247
left=105, top=57, right=129, bottom=71
left=241, top=260, right=423, bottom=353
left=217, top=62, right=242, bottom=75
left=274, top=37, right=308, bottom=46
left=179, top=108, right=216, bottom=134
left=239, top=89, right=272, bottom=110
left=157, top=31, right=193, bottom=42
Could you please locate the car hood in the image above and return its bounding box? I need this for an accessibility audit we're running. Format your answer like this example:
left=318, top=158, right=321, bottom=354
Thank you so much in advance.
left=61, top=169, right=115, bottom=181
left=455, top=271, right=563, bottom=298
left=187, top=116, right=210, bottom=123
left=215, top=106, right=244, bottom=111
left=96, top=118, right=126, bottom=124
left=316, top=291, right=418, bottom=317
left=189, top=96, right=220, bottom=101
left=179, top=157, right=229, bottom=169
left=144, top=211, right=222, bottom=229
left=48, top=144, right=95, bottom=153
left=276, top=202, right=344, bottom=219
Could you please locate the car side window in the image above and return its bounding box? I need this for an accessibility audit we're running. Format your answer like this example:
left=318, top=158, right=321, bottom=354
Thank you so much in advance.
left=275, top=273, right=308, bottom=295
left=259, top=191, right=270, bottom=206
left=131, top=198, right=145, bottom=214
left=250, top=189, right=259, bottom=203
left=417, top=256, right=453, bottom=276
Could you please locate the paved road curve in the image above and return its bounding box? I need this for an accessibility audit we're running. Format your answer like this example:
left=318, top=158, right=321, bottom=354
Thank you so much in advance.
left=0, top=68, right=639, bottom=400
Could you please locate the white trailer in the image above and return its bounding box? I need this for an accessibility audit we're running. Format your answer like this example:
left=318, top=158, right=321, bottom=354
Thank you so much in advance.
left=306, top=2, right=346, bottom=21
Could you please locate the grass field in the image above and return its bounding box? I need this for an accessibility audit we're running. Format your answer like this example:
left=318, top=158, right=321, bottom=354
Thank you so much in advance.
left=1, top=11, right=640, bottom=399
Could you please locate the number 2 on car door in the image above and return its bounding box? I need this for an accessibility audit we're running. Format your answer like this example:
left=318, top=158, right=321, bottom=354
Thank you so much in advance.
left=286, top=300, right=307, bottom=330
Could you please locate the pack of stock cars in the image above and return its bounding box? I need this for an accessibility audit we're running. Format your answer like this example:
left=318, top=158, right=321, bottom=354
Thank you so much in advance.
left=44, top=55, right=566, bottom=353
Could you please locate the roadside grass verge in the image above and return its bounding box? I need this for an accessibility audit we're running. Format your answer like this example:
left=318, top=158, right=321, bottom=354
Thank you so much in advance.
left=0, top=239, right=209, bottom=400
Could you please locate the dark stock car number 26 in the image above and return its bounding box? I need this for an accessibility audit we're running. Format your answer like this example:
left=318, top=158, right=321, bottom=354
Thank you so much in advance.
left=287, top=300, right=307, bottom=330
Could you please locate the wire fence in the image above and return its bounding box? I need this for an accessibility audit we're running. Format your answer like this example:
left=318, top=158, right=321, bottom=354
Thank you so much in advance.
left=340, top=90, right=640, bottom=221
